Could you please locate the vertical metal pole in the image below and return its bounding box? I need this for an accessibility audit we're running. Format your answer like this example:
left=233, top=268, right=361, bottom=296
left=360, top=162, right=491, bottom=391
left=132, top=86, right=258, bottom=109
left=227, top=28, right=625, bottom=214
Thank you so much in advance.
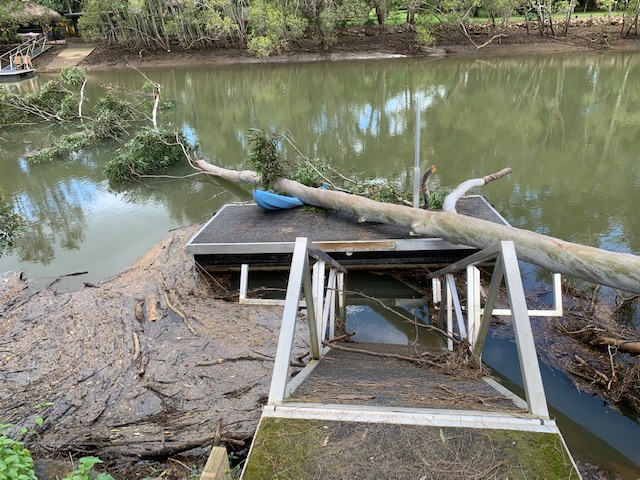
left=329, top=270, right=337, bottom=341
left=239, top=264, right=249, bottom=303
left=432, top=277, right=441, bottom=304
left=314, top=260, right=325, bottom=347
left=446, top=284, right=453, bottom=352
left=413, top=96, right=422, bottom=208
left=466, top=265, right=475, bottom=348
left=445, top=274, right=467, bottom=341
left=466, top=265, right=481, bottom=348
left=552, top=273, right=563, bottom=316
left=472, top=256, right=504, bottom=367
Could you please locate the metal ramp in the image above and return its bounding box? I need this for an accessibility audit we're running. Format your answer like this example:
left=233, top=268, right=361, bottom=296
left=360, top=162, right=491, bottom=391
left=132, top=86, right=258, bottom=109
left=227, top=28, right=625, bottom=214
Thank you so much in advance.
left=0, top=33, right=52, bottom=80
left=238, top=238, right=580, bottom=479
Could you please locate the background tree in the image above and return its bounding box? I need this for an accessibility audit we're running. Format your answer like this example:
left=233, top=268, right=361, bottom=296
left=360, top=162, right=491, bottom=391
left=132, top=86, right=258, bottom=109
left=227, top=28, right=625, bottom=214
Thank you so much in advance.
left=35, top=0, right=84, bottom=13
left=247, top=0, right=307, bottom=56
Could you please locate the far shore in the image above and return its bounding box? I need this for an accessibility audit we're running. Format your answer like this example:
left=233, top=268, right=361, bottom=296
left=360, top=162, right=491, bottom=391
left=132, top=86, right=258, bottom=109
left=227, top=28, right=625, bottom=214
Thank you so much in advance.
left=30, top=20, right=640, bottom=72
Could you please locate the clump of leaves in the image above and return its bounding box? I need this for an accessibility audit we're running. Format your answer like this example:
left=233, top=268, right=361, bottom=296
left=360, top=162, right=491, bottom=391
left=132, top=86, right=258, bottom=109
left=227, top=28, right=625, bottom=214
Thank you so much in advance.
left=0, top=425, right=36, bottom=480
left=248, top=129, right=288, bottom=190
left=0, top=81, right=77, bottom=126
left=64, top=456, right=115, bottom=480
left=345, top=177, right=404, bottom=204
left=426, top=187, right=450, bottom=211
left=0, top=435, right=36, bottom=480
left=22, top=81, right=78, bottom=120
left=93, top=92, right=137, bottom=139
left=288, top=161, right=327, bottom=188
left=0, top=89, right=28, bottom=125
left=60, top=66, right=87, bottom=88
left=103, top=127, right=189, bottom=182
left=0, top=190, right=22, bottom=256
left=30, top=130, right=95, bottom=163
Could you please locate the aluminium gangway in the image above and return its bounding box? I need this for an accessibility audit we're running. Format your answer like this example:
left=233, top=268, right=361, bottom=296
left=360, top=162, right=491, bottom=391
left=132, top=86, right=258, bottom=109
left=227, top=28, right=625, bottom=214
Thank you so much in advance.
left=235, top=238, right=580, bottom=479
left=0, top=33, right=52, bottom=80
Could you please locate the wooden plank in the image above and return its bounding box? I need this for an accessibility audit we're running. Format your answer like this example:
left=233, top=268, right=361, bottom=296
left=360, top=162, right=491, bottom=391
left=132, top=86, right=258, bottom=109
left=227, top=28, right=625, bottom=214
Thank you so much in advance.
left=200, top=446, right=231, bottom=480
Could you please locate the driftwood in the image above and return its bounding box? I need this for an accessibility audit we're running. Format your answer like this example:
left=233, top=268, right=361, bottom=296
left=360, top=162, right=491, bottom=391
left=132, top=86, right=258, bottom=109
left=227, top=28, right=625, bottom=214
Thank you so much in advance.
left=599, top=337, right=640, bottom=355
left=191, top=157, right=640, bottom=293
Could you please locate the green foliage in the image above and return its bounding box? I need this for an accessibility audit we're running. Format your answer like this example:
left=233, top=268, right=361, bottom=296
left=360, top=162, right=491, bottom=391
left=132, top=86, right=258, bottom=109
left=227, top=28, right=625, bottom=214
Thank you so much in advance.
left=288, top=162, right=326, bottom=187
left=0, top=190, right=22, bottom=256
left=103, top=127, right=190, bottom=182
left=92, top=92, right=136, bottom=139
left=23, top=81, right=78, bottom=120
left=0, top=81, right=77, bottom=127
left=80, top=0, right=242, bottom=49
left=249, top=132, right=446, bottom=208
left=415, top=23, right=435, bottom=46
left=30, top=131, right=94, bottom=163
left=299, top=0, right=359, bottom=48
left=0, top=434, right=36, bottom=480
left=248, top=129, right=288, bottom=189
left=64, top=457, right=115, bottom=480
left=60, top=67, right=87, bottom=88
left=347, top=178, right=404, bottom=203
left=247, top=35, right=278, bottom=58
left=247, top=0, right=307, bottom=57
left=426, top=187, right=450, bottom=210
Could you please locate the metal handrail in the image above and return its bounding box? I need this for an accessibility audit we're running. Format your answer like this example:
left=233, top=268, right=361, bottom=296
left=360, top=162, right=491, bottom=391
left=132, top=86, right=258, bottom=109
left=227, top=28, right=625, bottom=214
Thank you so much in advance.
left=267, top=237, right=347, bottom=405
left=430, top=241, right=550, bottom=419
left=0, top=33, right=48, bottom=71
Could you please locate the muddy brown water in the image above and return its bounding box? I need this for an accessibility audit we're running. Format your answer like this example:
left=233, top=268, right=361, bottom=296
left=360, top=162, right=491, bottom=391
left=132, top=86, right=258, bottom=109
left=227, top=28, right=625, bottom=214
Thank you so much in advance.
left=1, top=53, right=640, bottom=477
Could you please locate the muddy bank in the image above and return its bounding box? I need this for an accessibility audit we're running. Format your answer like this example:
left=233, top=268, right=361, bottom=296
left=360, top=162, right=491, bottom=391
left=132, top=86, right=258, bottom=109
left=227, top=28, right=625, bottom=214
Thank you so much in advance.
left=1, top=221, right=638, bottom=478
left=76, top=20, right=640, bottom=71
left=0, top=224, right=310, bottom=474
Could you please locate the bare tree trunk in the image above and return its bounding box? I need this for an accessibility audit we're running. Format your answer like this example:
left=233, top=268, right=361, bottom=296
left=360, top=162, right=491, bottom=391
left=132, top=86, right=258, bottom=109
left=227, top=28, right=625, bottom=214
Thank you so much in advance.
left=563, top=0, right=576, bottom=35
left=191, top=158, right=640, bottom=294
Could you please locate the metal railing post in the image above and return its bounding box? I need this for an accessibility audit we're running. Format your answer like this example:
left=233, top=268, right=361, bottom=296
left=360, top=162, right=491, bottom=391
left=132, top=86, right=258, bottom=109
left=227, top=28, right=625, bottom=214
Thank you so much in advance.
left=471, top=255, right=504, bottom=367
left=268, top=238, right=314, bottom=405
left=499, top=241, right=550, bottom=419
left=337, top=271, right=347, bottom=337
left=239, top=264, right=249, bottom=303
left=445, top=274, right=467, bottom=341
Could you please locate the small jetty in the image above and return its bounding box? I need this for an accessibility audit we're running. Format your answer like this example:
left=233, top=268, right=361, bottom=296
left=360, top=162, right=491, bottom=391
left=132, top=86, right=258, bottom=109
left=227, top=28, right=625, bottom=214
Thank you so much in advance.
left=0, top=33, right=51, bottom=81
left=187, top=195, right=509, bottom=270
left=188, top=196, right=579, bottom=479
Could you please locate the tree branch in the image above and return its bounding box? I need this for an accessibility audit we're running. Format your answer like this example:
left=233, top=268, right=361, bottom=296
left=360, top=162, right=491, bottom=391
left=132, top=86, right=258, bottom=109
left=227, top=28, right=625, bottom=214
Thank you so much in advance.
left=190, top=156, right=640, bottom=293
left=443, top=167, right=512, bottom=213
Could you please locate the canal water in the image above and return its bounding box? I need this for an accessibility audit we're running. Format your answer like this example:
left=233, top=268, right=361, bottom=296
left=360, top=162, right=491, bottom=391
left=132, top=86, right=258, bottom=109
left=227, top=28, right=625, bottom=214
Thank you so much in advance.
left=1, top=52, right=639, bottom=476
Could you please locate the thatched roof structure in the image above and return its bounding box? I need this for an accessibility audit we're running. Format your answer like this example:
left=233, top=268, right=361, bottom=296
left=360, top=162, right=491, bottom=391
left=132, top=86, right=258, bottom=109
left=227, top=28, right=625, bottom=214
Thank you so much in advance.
left=8, top=1, right=63, bottom=24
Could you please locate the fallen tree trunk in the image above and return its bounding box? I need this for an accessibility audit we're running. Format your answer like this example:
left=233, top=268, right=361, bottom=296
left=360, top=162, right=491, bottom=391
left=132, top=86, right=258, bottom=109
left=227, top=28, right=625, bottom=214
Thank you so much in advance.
left=192, top=158, right=640, bottom=294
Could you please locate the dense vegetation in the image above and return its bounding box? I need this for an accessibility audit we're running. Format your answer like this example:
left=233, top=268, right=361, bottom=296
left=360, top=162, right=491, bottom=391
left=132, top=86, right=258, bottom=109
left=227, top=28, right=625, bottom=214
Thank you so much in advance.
left=2, top=0, right=640, bottom=57
left=77, top=0, right=640, bottom=56
left=0, top=66, right=186, bottom=184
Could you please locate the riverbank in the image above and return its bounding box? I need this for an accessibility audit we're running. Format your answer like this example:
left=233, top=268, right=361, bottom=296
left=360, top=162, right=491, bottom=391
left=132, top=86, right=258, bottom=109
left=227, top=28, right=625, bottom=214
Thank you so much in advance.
left=1, top=218, right=636, bottom=478
left=4, top=23, right=640, bottom=479
left=0, top=224, right=305, bottom=478
left=69, top=19, right=640, bottom=71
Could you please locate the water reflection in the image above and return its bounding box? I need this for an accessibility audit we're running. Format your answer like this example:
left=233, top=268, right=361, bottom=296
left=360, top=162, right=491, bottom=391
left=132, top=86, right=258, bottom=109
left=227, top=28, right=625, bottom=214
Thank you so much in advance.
left=2, top=52, right=640, bottom=282
left=140, top=54, right=639, bottom=255
left=1, top=52, right=640, bottom=476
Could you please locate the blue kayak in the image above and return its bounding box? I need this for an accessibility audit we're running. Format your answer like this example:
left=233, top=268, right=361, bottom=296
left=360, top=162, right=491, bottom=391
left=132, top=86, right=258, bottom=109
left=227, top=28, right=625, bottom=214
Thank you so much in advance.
left=253, top=189, right=304, bottom=211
